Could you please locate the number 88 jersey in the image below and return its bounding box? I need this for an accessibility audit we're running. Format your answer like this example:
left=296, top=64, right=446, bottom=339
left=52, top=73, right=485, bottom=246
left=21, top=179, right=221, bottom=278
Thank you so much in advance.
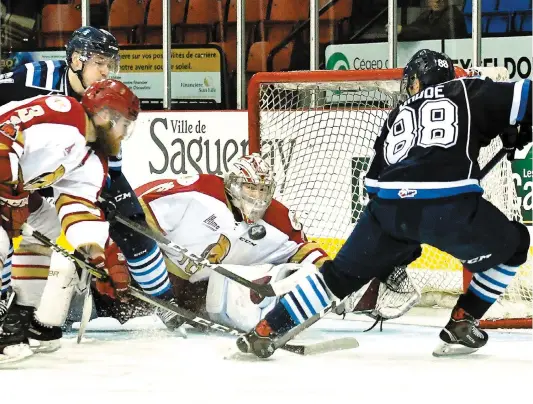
left=364, top=76, right=532, bottom=200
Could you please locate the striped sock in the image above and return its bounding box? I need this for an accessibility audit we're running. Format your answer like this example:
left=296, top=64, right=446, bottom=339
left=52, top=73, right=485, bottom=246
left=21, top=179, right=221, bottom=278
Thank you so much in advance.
left=468, top=264, right=518, bottom=304
left=1, top=241, right=13, bottom=297
left=127, top=243, right=171, bottom=296
left=459, top=264, right=519, bottom=319
left=279, top=272, right=332, bottom=326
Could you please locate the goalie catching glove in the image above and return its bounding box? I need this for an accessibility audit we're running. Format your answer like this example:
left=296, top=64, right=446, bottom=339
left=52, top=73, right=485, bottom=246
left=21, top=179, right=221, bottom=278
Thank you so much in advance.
left=90, top=241, right=130, bottom=301
left=335, top=265, right=421, bottom=327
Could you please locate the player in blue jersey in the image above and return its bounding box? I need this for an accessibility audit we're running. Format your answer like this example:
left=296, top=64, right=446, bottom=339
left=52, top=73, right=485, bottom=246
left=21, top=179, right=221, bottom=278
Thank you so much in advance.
left=236, top=49, right=532, bottom=358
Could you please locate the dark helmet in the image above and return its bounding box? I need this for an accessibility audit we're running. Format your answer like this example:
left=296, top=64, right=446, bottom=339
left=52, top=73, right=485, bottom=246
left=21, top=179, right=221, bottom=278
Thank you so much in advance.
left=66, top=26, right=120, bottom=74
left=401, top=49, right=455, bottom=96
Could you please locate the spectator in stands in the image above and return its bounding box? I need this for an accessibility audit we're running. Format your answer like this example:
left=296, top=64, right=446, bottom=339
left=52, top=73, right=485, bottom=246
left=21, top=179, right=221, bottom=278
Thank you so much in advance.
left=394, top=0, right=467, bottom=41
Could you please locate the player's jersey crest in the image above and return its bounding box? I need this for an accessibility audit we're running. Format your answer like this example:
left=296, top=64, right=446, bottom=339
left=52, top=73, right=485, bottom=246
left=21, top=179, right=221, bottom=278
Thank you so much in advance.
left=24, top=165, right=66, bottom=190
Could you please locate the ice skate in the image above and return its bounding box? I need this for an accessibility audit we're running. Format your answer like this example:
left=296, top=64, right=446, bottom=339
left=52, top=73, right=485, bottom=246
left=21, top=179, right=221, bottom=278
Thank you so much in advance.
left=433, top=306, right=488, bottom=357
left=155, top=298, right=188, bottom=337
left=26, top=314, right=62, bottom=353
left=0, top=303, right=34, bottom=362
left=236, top=319, right=277, bottom=359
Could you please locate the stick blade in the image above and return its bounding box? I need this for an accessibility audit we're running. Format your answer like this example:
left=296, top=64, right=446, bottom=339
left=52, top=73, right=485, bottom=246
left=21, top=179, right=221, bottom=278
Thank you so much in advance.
left=285, top=337, right=359, bottom=356
left=77, top=288, right=93, bottom=344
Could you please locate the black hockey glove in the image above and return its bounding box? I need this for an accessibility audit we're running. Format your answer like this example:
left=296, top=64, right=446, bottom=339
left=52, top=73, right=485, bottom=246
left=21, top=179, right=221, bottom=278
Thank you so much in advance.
left=516, top=125, right=532, bottom=150
left=499, top=125, right=531, bottom=161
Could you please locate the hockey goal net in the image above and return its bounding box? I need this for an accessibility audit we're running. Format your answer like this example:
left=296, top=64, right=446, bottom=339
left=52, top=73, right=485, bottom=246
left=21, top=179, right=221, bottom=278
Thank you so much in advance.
left=248, top=68, right=532, bottom=329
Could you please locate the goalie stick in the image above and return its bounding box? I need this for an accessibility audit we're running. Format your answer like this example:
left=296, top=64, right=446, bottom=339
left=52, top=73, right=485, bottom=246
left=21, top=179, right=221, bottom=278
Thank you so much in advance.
left=19, top=224, right=356, bottom=357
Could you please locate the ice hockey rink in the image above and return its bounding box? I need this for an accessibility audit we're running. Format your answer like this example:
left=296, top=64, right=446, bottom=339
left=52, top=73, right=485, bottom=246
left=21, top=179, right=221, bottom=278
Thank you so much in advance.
left=1, top=309, right=531, bottom=403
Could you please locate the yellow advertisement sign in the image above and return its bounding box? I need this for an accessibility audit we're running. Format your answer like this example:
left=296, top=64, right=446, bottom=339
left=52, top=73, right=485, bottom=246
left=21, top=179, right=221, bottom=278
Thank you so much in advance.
left=119, top=48, right=221, bottom=73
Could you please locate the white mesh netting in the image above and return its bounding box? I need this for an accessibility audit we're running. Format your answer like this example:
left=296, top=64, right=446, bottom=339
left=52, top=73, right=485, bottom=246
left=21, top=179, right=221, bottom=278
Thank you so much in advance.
left=254, top=71, right=532, bottom=323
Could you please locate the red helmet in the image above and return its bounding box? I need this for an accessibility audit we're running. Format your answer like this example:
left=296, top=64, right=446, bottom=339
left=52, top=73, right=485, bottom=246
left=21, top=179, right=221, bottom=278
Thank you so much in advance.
left=81, top=79, right=140, bottom=121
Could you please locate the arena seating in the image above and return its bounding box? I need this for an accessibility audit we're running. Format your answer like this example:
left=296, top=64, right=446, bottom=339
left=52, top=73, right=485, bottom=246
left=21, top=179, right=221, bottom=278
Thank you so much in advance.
left=40, top=3, right=82, bottom=47
left=108, top=0, right=148, bottom=44
left=463, top=0, right=532, bottom=34
left=38, top=0, right=532, bottom=70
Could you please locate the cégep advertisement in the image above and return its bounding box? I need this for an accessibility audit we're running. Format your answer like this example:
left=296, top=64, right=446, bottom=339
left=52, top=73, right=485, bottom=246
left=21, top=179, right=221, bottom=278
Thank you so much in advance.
left=325, top=37, right=533, bottom=80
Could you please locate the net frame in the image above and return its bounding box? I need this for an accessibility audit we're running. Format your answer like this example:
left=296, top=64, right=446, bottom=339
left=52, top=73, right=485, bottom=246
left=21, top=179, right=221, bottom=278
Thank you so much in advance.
left=248, top=69, right=532, bottom=329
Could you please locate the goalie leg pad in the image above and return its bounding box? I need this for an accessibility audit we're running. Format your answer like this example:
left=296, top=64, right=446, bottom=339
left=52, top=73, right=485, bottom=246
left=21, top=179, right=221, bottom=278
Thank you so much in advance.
left=206, top=264, right=277, bottom=331
left=206, top=263, right=310, bottom=331
left=34, top=251, right=78, bottom=327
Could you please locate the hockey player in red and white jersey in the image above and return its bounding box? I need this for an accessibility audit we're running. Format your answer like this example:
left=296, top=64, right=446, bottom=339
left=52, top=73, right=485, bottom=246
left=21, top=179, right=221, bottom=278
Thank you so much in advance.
left=0, top=79, right=138, bottom=358
left=97, top=153, right=331, bottom=331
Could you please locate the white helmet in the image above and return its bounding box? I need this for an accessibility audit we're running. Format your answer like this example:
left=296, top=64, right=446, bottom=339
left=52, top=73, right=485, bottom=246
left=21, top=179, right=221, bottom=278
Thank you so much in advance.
left=225, top=153, right=276, bottom=224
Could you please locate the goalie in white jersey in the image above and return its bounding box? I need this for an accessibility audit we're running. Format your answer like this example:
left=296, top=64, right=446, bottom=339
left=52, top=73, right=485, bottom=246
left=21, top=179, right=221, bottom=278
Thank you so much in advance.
left=93, top=154, right=331, bottom=331
left=0, top=79, right=139, bottom=357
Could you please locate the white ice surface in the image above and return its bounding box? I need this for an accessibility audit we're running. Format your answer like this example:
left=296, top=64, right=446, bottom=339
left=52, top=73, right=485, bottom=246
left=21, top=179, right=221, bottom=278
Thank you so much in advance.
left=1, top=308, right=531, bottom=403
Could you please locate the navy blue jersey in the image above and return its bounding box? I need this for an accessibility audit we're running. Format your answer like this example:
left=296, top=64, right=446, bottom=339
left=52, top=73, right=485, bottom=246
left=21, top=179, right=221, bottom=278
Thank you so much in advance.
left=0, top=60, right=76, bottom=104
left=365, top=77, right=532, bottom=199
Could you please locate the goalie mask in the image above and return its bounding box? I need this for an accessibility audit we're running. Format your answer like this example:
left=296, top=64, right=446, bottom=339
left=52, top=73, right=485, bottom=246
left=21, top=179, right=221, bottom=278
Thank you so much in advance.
left=225, top=154, right=276, bottom=224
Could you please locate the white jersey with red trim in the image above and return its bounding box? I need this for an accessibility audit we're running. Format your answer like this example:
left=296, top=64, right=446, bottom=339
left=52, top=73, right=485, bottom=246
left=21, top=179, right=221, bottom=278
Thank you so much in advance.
left=0, top=95, right=108, bottom=249
left=135, top=175, right=329, bottom=280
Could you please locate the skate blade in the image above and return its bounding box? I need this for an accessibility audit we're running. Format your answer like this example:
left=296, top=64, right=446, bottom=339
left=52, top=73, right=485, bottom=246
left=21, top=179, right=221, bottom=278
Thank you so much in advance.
left=433, top=341, right=479, bottom=357
left=0, top=343, right=34, bottom=364
left=29, top=339, right=61, bottom=354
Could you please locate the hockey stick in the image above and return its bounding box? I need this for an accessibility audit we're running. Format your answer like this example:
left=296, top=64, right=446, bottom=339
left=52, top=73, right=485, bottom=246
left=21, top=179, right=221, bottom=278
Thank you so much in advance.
left=100, top=199, right=281, bottom=297
left=77, top=273, right=93, bottom=344
left=128, top=287, right=358, bottom=356
left=479, top=147, right=509, bottom=179
left=21, top=224, right=352, bottom=355
left=270, top=297, right=358, bottom=355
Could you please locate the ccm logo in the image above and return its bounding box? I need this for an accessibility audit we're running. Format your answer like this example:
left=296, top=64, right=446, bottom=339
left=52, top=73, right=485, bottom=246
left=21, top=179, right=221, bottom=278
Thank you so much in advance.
left=114, top=192, right=131, bottom=202
left=239, top=237, right=257, bottom=246
left=460, top=254, right=492, bottom=264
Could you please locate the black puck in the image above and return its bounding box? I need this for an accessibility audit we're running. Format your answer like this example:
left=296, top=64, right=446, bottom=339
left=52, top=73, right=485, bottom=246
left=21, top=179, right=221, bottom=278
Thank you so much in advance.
left=248, top=224, right=266, bottom=240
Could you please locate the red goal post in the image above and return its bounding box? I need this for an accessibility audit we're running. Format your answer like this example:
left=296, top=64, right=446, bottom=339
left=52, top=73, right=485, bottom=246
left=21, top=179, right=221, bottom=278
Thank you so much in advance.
left=247, top=67, right=532, bottom=329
